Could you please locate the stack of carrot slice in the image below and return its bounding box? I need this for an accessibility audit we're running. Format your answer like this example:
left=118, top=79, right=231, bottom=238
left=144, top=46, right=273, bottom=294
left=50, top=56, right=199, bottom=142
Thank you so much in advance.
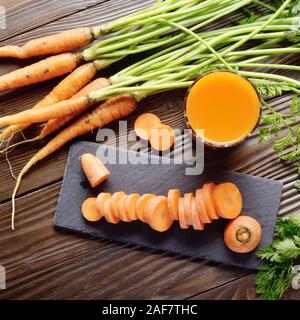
left=81, top=182, right=243, bottom=233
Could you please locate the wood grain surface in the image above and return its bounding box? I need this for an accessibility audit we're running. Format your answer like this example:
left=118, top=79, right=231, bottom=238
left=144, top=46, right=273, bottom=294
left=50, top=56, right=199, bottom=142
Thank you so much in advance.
left=0, top=0, right=299, bottom=300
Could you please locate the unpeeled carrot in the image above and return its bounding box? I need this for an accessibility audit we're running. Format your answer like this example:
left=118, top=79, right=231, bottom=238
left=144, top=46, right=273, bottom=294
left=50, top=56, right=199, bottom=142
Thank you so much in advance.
left=0, top=62, right=97, bottom=142
left=0, top=52, right=82, bottom=93
left=11, top=94, right=137, bottom=229
left=0, top=28, right=93, bottom=59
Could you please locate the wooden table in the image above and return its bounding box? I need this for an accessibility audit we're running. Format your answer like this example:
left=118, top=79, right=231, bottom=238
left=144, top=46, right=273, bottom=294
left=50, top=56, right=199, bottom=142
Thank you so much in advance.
left=0, top=0, right=299, bottom=300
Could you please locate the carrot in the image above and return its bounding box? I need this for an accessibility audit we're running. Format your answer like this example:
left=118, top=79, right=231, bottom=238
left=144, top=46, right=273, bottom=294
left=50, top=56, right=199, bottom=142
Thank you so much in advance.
left=0, top=28, right=93, bottom=59
left=0, top=63, right=98, bottom=142
left=167, top=189, right=180, bottom=221
left=190, top=197, right=204, bottom=231
left=224, top=215, right=262, bottom=253
left=96, top=192, right=112, bottom=223
left=183, top=193, right=193, bottom=226
left=136, top=194, right=155, bottom=222
left=80, top=153, right=110, bottom=188
left=10, top=94, right=137, bottom=229
left=110, top=191, right=126, bottom=219
left=82, top=197, right=102, bottom=222
left=178, top=197, right=188, bottom=229
left=202, top=183, right=219, bottom=220
left=213, top=182, right=242, bottom=219
left=125, top=193, right=140, bottom=221
left=149, top=124, right=175, bottom=152
left=103, top=198, right=120, bottom=224
left=146, top=196, right=173, bottom=232
left=134, top=113, right=161, bottom=140
left=118, top=194, right=131, bottom=222
left=0, top=52, right=82, bottom=93
left=195, top=189, right=212, bottom=224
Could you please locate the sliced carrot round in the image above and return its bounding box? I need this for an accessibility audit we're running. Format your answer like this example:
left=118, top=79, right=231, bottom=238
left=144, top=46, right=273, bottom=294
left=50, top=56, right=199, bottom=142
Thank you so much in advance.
left=134, top=113, right=161, bottom=140
left=136, top=194, right=155, bottom=222
left=184, top=193, right=193, bottom=226
left=125, top=193, right=140, bottom=221
left=118, top=194, right=131, bottom=222
left=203, top=183, right=219, bottom=220
left=149, top=124, right=175, bottom=152
left=213, top=182, right=242, bottom=219
left=82, top=197, right=102, bottom=222
left=103, top=199, right=120, bottom=224
left=178, top=197, right=188, bottom=229
left=167, top=189, right=180, bottom=220
left=190, top=197, right=204, bottom=231
left=195, top=189, right=212, bottom=224
left=146, top=196, right=173, bottom=232
left=110, top=191, right=125, bottom=219
left=96, top=192, right=111, bottom=218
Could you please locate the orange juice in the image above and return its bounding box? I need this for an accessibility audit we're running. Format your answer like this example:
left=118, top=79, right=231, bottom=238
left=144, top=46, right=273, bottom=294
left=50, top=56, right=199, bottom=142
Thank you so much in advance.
left=185, top=71, right=260, bottom=147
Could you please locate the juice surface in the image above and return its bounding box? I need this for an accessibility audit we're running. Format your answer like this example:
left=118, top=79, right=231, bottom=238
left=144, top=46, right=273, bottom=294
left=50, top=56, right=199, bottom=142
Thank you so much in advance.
left=186, top=71, right=261, bottom=145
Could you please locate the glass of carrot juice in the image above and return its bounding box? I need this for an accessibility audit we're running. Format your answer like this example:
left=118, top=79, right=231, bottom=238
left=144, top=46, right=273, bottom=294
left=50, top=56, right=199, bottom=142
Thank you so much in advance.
left=184, top=70, right=261, bottom=148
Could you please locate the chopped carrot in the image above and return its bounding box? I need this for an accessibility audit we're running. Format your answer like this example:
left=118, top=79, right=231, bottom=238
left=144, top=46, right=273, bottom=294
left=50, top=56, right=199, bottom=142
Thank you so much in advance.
left=82, top=197, right=102, bottom=222
left=96, top=192, right=111, bottom=219
left=80, top=153, right=110, bottom=188
left=134, top=113, right=161, bottom=140
left=178, top=197, right=188, bottom=229
left=190, top=197, right=204, bottom=231
left=183, top=193, right=193, bottom=226
left=110, top=191, right=126, bottom=219
left=195, top=189, right=212, bottom=224
left=10, top=94, right=137, bottom=229
left=0, top=28, right=93, bottom=59
left=125, top=193, right=140, bottom=221
left=149, top=124, right=175, bottom=152
left=202, top=183, right=219, bottom=220
left=103, top=199, right=120, bottom=224
left=146, top=196, right=173, bottom=232
left=118, top=194, right=131, bottom=222
left=213, top=182, right=242, bottom=219
left=136, top=194, right=155, bottom=222
left=0, top=52, right=82, bottom=92
left=224, top=215, right=262, bottom=253
left=167, top=189, right=180, bottom=221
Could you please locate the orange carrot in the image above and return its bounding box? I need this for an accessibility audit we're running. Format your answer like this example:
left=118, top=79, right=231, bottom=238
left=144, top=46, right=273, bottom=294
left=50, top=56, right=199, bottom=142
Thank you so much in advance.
left=125, top=193, right=140, bottom=221
left=118, top=194, right=130, bottom=222
left=110, top=191, right=126, bottom=219
left=136, top=194, right=155, bottom=222
left=149, top=124, right=175, bottom=152
left=195, top=189, right=212, bottom=224
left=183, top=193, right=193, bottom=226
left=82, top=197, right=102, bottom=222
left=80, top=153, right=110, bottom=188
left=0, top=52, right=82, bottom=92
left=96, top=192, right=112, bottom=222
left=134, top=113, right=161, bottom=140
left=167, top=189, right=180, bottom=221
left=0, top=62, right=97, bottom=142
left=202, top=183, right=219, bottom=220
left=213, top=182, right=242, bottom=219
left=103, top=198, right=120, bottom=224
left=0, top=28, right=93, bottom=59
left=190, top=197, right=204, bottom=231
left=11, top=94, right=137, bottom=229
left=224, top=215, right=262, bottom=253
left=178, top=197, right=188, bottom=229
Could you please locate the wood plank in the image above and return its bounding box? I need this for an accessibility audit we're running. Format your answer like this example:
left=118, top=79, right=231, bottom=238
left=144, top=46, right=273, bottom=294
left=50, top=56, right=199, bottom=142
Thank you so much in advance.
left=0, top=182, right=249, bottom=300
left=0, top=0, right=107, bottom=42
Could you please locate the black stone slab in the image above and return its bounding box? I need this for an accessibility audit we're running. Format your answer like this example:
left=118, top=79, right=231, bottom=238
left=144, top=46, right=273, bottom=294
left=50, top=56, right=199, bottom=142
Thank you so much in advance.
left=54, top=141, right=283, bottom=270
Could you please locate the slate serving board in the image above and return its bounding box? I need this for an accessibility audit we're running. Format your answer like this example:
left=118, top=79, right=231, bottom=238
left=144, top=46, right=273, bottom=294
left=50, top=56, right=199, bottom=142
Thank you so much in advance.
left=54, top=141, right=283, bottom=270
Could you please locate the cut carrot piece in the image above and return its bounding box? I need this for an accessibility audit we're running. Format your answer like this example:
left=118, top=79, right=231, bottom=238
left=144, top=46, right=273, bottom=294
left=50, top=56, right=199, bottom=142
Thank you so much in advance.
left=103, top=199, right=120, bottom=224
left=136, top=194, right=155, bottom=222
left=184, top=193, right=193, bottom=226
left=149, top=124, right=175, bottom=152
left=80, top=153, right=110, bottom=188
left=213, top=182, right=242, bottom=219
left=134, top=113, right=161, bottom=140
left=195, top=189, right=212, bottom=224
left=118, top=194, right=131, bottom=222
left=96, top=192, right=112, bottom=219
left=146, top=196, right=173, bottom=232
left=125, top=193, right=140, bottom=221
left=81, top=198, right=102, bottom=222
left=190, top=197, right=204, bottom=231
left=203, top=183, right=219, bottom=220
left=167, top=189, right=180, bottom=221
left=178, top=198, right=188, bottom=229
left=110, top=191, right=125, bottom=219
